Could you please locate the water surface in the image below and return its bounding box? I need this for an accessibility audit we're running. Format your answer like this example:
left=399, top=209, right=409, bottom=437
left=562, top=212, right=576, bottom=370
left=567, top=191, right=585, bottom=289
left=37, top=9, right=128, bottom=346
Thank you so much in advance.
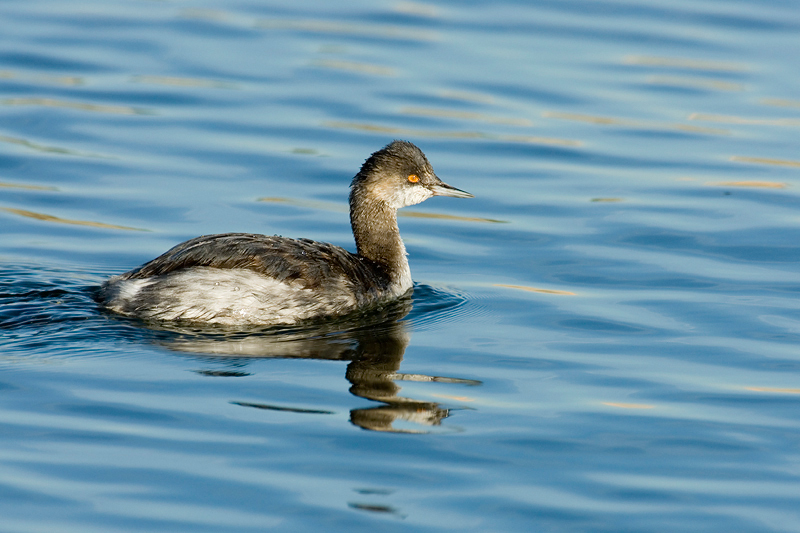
left=2, top=0, right=800, bottom=531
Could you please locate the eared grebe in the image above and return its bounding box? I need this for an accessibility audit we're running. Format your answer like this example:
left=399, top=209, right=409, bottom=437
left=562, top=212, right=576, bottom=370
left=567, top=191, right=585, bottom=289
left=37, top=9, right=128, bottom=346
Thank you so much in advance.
left=99, top=140, right=473, bottom=325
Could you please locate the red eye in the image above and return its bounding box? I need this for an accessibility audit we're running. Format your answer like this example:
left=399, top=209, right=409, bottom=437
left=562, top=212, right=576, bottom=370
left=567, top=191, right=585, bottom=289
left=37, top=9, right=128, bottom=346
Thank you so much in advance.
left=408, top=174, right=419, bottom=183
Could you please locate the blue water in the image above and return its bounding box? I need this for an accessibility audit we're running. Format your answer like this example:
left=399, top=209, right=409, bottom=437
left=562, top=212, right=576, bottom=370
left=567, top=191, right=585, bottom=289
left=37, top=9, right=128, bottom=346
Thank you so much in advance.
left=2, top=0, right=800, bottom=531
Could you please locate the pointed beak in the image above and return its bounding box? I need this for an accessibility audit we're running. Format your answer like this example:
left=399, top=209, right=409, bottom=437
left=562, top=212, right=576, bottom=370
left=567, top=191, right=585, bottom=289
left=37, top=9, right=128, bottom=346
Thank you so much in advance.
left=429, top=180, right=474, bottom=199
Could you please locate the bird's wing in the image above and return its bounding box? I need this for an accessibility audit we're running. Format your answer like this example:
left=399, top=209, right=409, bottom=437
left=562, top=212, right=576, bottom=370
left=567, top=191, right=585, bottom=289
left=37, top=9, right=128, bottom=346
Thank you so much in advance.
left=120, top=233, right=388, bottom=294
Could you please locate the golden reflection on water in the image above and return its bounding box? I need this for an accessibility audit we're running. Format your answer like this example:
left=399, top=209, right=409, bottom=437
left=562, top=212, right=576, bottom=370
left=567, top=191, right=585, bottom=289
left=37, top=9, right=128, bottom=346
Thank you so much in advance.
left=0, top=134, right=110, bottom=158
left=591, top=198, right=625, bottom=202
left=623, top=55, right=748, bottom=72
left=316, top=44, right=348, bottom=54
left=746, top=387, right=800, bottom=394
left=496, top=134, right=582, bottom=146
left=707, top=181, right=787, bottom=189
left=494, top=283, right=576, bottom=296
left=258, top=196, right=347, bottom=213
left=431, top=393, right=476, bottom=402
left=730, top=156, right=800, bottom=168
left=544, top=112, right=624, bottom=126
left=2, top=97, right=151, bottom=115
left=254, top=18, right=437, bottom=41
left=323, top=121, right=581, bottom=146
left=602, top=402, right=655, bottom=409
left=689, top=113, right=800, bottom=126
left=311, top=60, right=395, bottom=77
left=672, top=124, right=730, bottom=135
left=761, top=98, right=800, bottom=109
left=0, top=207, right=146, bottom=231
left=0, top=181, right=58, bottom=191
left=439, top=90, right=496, bottom=105
left=0, top=70, right=84, bottom=86
left=400, top=211, right=506, bottom=224
left=646, top=75, right=744, bottom=91
left=543, top=111, right=730, bottom=136
left=131, top=75, right=236, bottom=89
left=401, top=106, right=532, bottom=126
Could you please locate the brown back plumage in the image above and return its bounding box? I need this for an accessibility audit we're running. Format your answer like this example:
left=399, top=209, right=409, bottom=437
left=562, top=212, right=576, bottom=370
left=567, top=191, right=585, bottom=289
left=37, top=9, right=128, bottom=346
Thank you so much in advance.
left=120, top=233, right=390, bottom=298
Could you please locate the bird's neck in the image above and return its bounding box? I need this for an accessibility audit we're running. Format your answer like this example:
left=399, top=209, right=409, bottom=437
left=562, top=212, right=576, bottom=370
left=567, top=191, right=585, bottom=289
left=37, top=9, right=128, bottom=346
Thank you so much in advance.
left=350, top=197, right=412, bottom=293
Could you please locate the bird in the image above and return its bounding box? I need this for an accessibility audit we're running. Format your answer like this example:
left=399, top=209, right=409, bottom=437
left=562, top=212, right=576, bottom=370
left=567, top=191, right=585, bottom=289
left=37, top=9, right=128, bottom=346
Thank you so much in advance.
left=98, top=140, right=473, bottom=325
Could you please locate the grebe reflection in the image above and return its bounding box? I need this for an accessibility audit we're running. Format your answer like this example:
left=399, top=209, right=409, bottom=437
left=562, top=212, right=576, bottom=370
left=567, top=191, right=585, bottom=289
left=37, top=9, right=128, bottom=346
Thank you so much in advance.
left=157, top=298, right=480, bottom=433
